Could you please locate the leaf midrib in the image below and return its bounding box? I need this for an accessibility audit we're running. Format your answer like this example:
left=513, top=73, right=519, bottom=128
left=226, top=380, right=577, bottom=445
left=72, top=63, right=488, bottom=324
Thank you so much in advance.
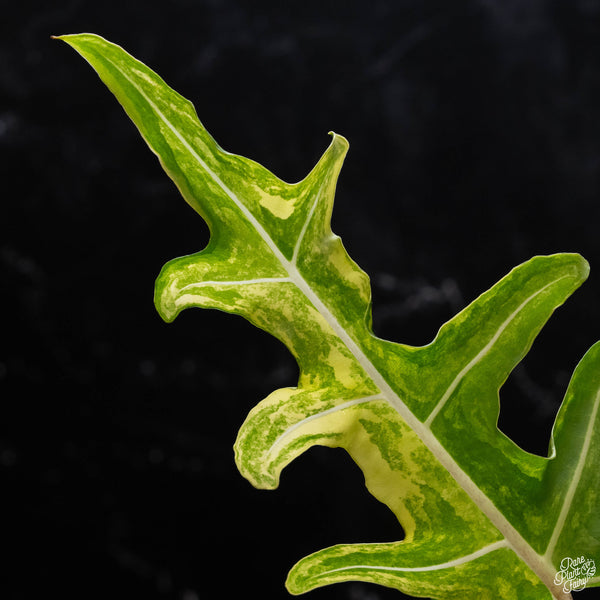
left=101, top=48, right=568, bottom=600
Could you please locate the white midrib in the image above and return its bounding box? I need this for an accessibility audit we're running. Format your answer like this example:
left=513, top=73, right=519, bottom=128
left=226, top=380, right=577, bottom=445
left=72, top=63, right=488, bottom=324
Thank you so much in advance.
left=108, top=55, right=568, bottom=600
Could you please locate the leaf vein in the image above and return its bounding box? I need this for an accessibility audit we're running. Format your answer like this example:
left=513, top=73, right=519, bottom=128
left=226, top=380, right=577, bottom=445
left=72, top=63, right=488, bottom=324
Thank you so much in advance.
left=292, top=183, right=325, bottom=266
left=267, top=394, right=384, bottom=458
left=316, top=539, right=509, bottom=576
left=425, top=276, right=571, bottom=428
left=544, top=386, right=600, bottom=559
left=180, top=277, right=292, bottom=292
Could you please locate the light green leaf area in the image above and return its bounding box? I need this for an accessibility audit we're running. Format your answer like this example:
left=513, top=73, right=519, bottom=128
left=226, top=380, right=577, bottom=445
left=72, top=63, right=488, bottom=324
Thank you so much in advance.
left=58, top=33, right=600, bottom=600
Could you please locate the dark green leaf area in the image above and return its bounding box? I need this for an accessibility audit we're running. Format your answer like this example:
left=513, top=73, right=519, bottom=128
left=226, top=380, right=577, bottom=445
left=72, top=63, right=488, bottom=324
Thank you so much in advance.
left=299, top=236, right=373, bottom=339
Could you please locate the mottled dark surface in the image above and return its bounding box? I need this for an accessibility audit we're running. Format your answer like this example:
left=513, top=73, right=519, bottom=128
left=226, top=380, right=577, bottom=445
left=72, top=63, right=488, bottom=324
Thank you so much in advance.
left=2, top=1, right=600, bottom=598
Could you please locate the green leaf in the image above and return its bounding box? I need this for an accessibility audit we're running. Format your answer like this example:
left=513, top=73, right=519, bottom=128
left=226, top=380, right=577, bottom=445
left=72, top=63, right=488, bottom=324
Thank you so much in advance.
left=57, top=33, right=600, bottom=600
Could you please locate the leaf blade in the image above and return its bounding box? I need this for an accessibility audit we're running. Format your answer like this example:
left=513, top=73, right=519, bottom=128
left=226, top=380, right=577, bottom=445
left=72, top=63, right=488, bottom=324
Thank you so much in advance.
left=286, top=538, right=553, bottom=600
left=543, top=341, right=600, bottom=566
left=58, top=33, right=599, bottom=600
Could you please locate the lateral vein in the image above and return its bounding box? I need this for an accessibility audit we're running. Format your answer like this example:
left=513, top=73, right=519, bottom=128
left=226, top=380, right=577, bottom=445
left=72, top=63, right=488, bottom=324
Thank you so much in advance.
left=317, top=539, right=509, bottom=576
left=267, top=394, right=384, bottom=458
left=425, top=277, right=569, bottom=428
left=292, top=183, right=324, bottom=266
left=180, top=277, right=292, bottom=291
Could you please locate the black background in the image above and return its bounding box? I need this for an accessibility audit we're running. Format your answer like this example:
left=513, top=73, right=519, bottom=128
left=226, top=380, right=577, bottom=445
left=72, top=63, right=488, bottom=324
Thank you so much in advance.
left=2, top=1, right=600, bottom=598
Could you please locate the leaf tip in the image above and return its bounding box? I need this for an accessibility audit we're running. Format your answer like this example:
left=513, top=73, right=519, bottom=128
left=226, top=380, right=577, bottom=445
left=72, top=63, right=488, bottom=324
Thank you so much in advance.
left=51, top=33, right=81, bottom=44
left=285, top=565, right=308, bottom=596
left=544, top=252, right=590, bottom=288
left=153, top=290, right=179, bottom=324
left=285, top=553, right=333, bottom=596
left=567, top=252, right=590, bottom=279
left=327, top=130, right=349, bottom=151
left=51, top=32, right=112, bottom=52
left=563, top=252, right=591, bottom=291
left=579, top=253, right=591, bottom=280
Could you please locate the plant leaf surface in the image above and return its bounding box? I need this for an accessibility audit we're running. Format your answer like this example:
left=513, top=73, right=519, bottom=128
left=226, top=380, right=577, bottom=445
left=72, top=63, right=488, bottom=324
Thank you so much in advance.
left=58, top=33, right=600, bottom=600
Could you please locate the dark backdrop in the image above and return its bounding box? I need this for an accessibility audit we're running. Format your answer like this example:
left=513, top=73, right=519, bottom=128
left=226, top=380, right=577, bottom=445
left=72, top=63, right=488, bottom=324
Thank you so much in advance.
left=2, top=1, right=600, bottom=599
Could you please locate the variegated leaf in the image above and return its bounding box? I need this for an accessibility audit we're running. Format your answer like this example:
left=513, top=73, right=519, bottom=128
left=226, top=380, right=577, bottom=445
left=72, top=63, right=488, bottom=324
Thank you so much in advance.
left=58, top=33, right=600, bottom=600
